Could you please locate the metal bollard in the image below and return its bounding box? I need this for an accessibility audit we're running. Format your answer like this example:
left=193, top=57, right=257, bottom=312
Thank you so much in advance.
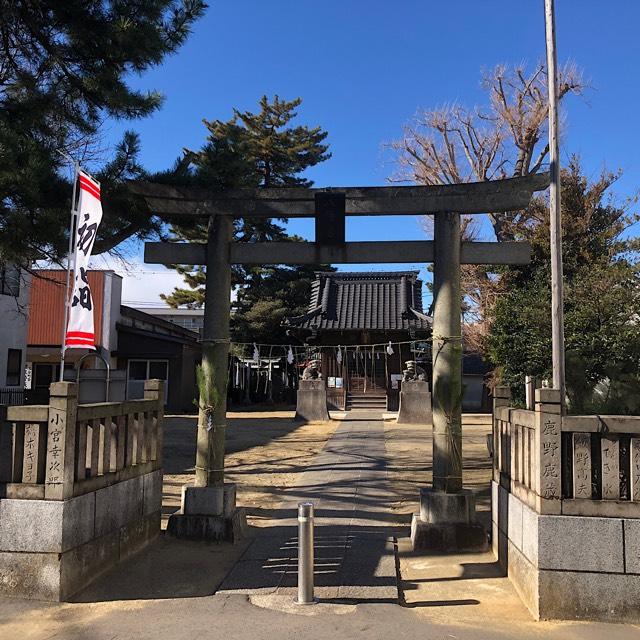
left=296, top=501, right=316, bottom=605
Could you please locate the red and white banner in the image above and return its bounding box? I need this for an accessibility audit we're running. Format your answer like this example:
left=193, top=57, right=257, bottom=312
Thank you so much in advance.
left=64, top=170, right=103, bottom=350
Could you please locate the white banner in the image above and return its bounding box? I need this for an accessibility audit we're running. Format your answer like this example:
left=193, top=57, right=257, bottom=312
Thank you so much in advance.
left=65, top=170, right=103, bottom=350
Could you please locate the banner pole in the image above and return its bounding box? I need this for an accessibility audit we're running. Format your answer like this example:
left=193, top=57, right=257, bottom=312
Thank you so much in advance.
left=59, top=161, right=79, bottom=381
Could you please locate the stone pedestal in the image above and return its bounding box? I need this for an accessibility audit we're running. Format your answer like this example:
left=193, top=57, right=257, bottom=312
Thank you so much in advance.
left=167, top=482, right=246, bottom=542
left=411, top=488, right=488, bottom=552
left=397, top=380, right=432, bottom=425
left=295, top=379, right=330, bottom=422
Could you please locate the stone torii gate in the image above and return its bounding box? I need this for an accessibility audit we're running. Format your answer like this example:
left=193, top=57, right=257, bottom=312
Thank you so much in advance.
left=130, top=173, right=549, bottom=543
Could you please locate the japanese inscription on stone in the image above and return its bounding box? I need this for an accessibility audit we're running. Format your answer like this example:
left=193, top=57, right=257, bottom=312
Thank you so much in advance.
left=601, top=436, right=620, bottom=500
left=631, top=438, right=640, bottom=502
left=46, top=409, right=66, bottom=485
left=22, top=423, right=45, bottom=484
left=572, top=432, right=592, bottom=499
left=539, top=417, right=561, bottom=500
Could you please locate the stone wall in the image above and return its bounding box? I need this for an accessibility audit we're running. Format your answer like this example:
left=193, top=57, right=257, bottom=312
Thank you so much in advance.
left=0, top=379, right=165, bottom=601
left=493, top=480, right=640, bottom=622
left=492, top=385, right=640, bottom=622
left=0, top=469, right=162, bottom=601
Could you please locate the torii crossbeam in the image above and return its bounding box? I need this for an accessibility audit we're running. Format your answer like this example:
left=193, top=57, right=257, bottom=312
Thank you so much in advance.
left=129, top=172, right=550, bottom=541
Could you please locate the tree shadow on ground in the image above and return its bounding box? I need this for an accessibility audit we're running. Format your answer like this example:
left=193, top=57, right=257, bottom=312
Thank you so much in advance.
left=163, top=414, right=327, bottom=474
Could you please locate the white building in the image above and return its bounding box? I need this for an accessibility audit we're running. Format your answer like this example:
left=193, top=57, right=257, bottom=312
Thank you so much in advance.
left=0, top=264, right=31, bottom=390
left=134, top=307, right=204, bottom=335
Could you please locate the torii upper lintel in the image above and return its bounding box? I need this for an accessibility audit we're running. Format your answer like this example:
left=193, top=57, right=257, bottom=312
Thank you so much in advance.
left=128, top=172, right=550, bottom=218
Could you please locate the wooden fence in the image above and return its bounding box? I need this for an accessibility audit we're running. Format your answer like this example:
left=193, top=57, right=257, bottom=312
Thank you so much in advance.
left=0, top=379, right=164, bottom=501
left=493, top=386, right=640, bottom=517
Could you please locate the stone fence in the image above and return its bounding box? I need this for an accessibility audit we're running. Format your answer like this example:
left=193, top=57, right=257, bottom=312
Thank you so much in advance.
left=492, top=386, right=640, bottom=622
left=0, top=380, right=164, bottom=601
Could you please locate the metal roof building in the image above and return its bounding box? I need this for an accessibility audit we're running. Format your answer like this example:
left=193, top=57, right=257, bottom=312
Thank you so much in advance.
left=285, top=271, right=431, bottom=336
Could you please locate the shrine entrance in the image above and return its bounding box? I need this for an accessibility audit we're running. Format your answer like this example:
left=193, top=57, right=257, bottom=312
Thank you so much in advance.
left=347, top=349, right=385, bottom=394
left=130, top=172, right=549, bottom=540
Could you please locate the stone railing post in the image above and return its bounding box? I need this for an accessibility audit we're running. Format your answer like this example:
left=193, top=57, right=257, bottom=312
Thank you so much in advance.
left=534, top=388, right=562, bottom=514
left=0, top=404, right=10, bottom=483
left=492, top=386, right=511, bottom=482
left=45, top=382, right=78, bottom=500
left=144, top=379, right=164, bottom=466
left=525, top=375, right=535, bottom=410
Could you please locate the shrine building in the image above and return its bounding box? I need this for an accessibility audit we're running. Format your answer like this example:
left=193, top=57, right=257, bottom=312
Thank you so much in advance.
left=284, top=270, right=489, bottom=412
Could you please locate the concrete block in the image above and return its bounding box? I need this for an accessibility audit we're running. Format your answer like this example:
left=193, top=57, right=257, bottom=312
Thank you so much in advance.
left=494, top=523, right=509, bottom=572
left=0, top=495, right=93, bottom=553
left=0, top=550, right=61, bottom=600
left=295, top=380, right=330, bottom=422
left=537, top=515, right=624, bottom=573
left=167, top=507, right=247, bottom=542
left=182, top=485, right=224, bottom=516
left=0, top=499, right=63, bottom=553
left=397, top=381, right=432, bottom=425
left=143, top=469, right=163, bottom=516
left=94, top=475, right=143, bottom=536
left=535, top=388, right=562, bottom=405
left=538, top=569, right=640, bottom=622
left=496, top=483, right=509, bottom=535
left=419, top=488, right=476, bottom=524
left=60, top=530, right=120, bottom=600
left=223, top=483, right=237, bottom=519
left=120, top=511, right=160, bottom=562
left=624, top=519, right=640, bottom=574
left=507, top=492, right=523, bottom=551
left=521, top=502, right=539, bottom=566
left=507, top=540, right=539, bottom=620
left=411, top=513, right=488, bottom=552
left=62, top=492, right=96, bottom=551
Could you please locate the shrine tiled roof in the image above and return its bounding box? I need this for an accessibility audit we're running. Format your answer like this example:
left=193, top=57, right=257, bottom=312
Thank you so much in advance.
left=284, top=271, right=431, bottom=332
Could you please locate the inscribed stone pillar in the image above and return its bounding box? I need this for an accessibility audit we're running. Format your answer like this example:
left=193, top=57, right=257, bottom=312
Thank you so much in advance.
left=431, top=212, right=463, bottom=493
left=195, top=214, right=233, bottom=487
left=45, top=382, right=78, bottom=500
left=534, top=387, right=562, bottom=514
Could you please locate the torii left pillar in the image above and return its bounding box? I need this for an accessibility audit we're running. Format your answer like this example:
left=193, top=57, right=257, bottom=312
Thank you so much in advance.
left=167, top=214, right=246, bottom=541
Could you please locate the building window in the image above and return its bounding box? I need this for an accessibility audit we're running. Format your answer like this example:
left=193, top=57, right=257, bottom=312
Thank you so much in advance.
left=33, top=363, right=73, bottom=388
left=6, top=349, right=22, bottom=386
left=0, top=264, right=20, bottom=297
left=127, top=359, right=169, bottom=403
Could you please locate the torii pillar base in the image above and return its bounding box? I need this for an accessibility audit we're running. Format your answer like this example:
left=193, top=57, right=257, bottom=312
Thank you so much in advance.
left=411, top=488, right=488, bottom=552
left=167, top=483, right=247, bottom=542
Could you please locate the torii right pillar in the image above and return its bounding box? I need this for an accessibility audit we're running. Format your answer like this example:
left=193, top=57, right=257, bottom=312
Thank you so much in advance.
left=411, top=211, right=487, bottom=551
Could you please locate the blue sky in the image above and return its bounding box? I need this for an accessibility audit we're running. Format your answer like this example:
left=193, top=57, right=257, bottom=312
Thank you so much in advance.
left=99, top=0, right=640, bottom=306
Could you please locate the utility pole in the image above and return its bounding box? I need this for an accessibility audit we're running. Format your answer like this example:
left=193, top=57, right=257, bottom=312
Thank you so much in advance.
left=544, top=0, right=566, bottom=406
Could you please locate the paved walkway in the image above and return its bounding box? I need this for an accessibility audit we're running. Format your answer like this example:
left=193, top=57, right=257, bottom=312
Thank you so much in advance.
left=220, top=412, right=402, bottom=601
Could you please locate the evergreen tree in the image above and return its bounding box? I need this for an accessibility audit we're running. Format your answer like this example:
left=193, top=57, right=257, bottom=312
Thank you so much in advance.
left=161, top=95, right=333, bottom=343
left=0, top=0, right=206, bottom=264
left=487, top=159, right=640, bottom=413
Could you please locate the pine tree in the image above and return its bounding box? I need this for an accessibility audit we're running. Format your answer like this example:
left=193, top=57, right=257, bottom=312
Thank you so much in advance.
left=0, top=0, right=206, bottom=264
left=161, top=95, right=333, bottom=343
